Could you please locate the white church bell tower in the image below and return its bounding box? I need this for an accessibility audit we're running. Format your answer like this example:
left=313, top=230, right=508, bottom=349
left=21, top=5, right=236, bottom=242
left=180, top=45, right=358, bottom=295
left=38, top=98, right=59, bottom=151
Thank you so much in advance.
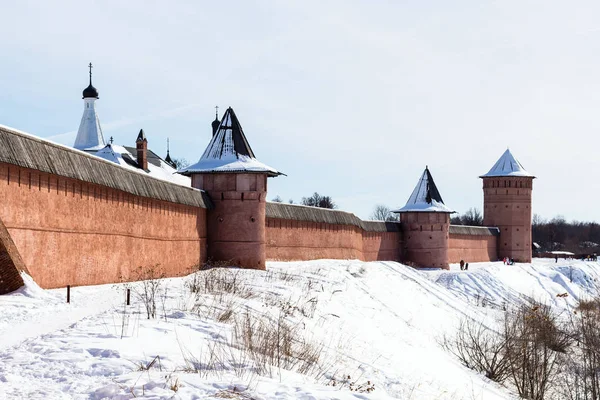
left=74, top=63, right=105, bottom=150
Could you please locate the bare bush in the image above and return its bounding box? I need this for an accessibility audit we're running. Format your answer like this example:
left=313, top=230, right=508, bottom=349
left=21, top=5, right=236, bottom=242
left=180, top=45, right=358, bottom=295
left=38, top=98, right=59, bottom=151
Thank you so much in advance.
left=444, top=301, right=571, bottom=399
left=559, top=299, right=600, bottom=400
left=441, top=318, right=509, bottom=383
left=133, top=265, right=165, bottom=319
left=503, top=302, right=569, bottom=400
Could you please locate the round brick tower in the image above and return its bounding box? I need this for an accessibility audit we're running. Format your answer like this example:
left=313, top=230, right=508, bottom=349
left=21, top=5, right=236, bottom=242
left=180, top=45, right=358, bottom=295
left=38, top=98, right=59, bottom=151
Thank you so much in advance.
left=393, top=167, right=455, bottom=269
left=180, top=107, right=283, bottom=270
left=480, top=149, right=534, bottom=262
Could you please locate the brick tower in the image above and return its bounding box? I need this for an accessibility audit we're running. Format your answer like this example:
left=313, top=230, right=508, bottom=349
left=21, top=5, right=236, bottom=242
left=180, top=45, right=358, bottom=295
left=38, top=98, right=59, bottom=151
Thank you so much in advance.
left=393, top=167, right=455, bottom=269
left=480, top=149, right=534, bottom=262
left=179, top=107, right=283, bottom=269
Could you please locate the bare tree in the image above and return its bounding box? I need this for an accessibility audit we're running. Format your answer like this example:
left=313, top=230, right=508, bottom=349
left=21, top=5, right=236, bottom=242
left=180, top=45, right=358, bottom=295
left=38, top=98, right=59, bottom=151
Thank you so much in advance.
left=271, top=195, right=283, bottom=203
left=370, top=205, right=399, bottom=222
left=172, top=158, right=190, bottom=170
left=462, top=208, right=483, bottom=226
left=301, top=192, right=336, bottom=209
left=450, top=208, right=483, bottom=226
left=450, top=215, right=463, bottom=225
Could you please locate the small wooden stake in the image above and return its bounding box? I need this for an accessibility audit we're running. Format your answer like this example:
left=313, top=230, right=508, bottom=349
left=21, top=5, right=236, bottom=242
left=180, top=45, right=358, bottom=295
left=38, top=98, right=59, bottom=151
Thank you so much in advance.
left=67, top=285, right=71, bottom=303
left=126, top=288, right=131, bottom=306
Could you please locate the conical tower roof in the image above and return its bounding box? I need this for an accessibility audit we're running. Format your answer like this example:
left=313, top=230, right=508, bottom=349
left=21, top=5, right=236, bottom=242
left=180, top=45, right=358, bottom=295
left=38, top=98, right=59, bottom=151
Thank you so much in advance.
left=136, top=129, right=147, bottom=142
left=392, top=167, right=454, bottom=213
left=179, top=107, right=282, bottom=177
left=480, top=149, right=534, bottom=178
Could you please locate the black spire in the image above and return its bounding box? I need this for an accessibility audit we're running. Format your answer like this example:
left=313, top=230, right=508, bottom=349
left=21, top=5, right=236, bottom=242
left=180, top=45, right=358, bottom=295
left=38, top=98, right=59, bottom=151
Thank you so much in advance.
left=136, top=129, right=147, bottom=142
left=165, top=138, right=175, bottom=167
left=82, top=62, right=99, bottom=99
left=211, top=106, right=220, bottom=136
left=424, top=166, right=444, bottom=205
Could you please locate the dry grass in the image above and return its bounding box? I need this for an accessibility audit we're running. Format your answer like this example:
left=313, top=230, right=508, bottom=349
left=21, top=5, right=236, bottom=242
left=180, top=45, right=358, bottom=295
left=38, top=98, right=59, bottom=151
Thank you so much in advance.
left=186, top=268, right=255, bottom=300
left=232, top=311, right=323, bottom=377
left=214, top=388, right=257, bottom=399
left=178, top=263, right=335, bottom=385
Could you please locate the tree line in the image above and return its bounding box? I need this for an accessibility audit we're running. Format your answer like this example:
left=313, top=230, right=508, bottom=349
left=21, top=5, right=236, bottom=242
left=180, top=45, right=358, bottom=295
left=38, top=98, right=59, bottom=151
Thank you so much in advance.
left=532, top=215, right=600, bottom=253
left=271, top=192, right=337, bottom=210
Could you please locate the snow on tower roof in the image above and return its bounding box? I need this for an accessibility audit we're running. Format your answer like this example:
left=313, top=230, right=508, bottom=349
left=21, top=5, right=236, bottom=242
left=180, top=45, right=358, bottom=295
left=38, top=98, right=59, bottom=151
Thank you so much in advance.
left=392, top=167, right=455, bottom=213
left=179, top=107, right=283, bottom=177
left=480, top=149, right=535, bottom=178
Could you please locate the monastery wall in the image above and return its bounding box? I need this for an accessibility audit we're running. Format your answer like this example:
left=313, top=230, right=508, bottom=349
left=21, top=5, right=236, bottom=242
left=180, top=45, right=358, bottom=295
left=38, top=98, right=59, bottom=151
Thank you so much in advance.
left=0, top=162, right=208, bottom=289
left=447, top=226, right=499, bottom=264
left=265, top=218, right=401, bottom=262
left=264, top=203, right=401, bottom=262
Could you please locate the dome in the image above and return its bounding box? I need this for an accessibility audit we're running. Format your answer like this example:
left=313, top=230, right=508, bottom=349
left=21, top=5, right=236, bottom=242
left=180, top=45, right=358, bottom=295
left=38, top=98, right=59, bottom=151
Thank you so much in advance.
left=211, top=117, right=220, bottom=136
left=82, top=83, right=99, bottom=99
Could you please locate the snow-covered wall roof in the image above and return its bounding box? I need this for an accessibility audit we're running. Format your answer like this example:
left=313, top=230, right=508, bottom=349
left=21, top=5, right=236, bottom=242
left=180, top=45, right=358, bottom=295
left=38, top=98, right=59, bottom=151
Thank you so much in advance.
left=480, top=149, right=534, bottom=178
left=180, top=107, right=282, bottom=177
left=0, top=124, right=211, bottom=208
left=91, top=144, right=190, bottom=186
left=392, top=167, right=455, bottom=213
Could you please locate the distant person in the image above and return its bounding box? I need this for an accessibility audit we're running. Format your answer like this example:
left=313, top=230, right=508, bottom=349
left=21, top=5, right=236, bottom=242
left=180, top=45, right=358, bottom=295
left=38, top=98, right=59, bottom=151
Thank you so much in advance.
left=555, top=255, right=558, bottom=263
left=460, top=260, right=465, bottom=270
left=465, top=262, right=469, bottom=271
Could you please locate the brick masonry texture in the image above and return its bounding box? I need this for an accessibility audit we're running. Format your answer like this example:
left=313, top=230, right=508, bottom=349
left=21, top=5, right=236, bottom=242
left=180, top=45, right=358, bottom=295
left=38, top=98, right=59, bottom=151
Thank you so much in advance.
left=0, top=162, right=207, bottom=289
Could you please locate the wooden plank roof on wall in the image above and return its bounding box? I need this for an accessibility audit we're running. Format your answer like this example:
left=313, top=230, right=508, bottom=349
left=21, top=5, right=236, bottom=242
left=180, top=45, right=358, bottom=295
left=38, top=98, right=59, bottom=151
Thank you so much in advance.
left=266, top=202, right=400, bottom=232
left=449, top=225, right=500, bottom=236
left=0, top=124, right=212, bottom=209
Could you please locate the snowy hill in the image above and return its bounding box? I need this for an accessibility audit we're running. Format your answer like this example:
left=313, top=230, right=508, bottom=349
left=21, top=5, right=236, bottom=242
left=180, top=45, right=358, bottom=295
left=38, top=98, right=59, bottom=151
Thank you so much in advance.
left=1, top=259, right=599, bottom=399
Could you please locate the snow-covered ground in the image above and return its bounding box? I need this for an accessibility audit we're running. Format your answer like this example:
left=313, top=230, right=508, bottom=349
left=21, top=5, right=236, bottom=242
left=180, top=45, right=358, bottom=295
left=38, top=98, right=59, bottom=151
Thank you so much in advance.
left=1, top=258, right=598, bottom=399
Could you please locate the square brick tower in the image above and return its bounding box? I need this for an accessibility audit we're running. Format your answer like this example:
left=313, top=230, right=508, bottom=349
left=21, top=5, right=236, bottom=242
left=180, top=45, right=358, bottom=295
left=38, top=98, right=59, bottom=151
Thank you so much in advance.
left=179, top=107, right=283, bottom=270
left=392, top=167, right=455, bottom=269
left=480, top=149, right=535, bottom=262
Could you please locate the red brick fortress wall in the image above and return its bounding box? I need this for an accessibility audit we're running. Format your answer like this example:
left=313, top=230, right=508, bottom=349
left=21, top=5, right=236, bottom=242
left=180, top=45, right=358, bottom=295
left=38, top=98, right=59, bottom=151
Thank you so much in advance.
left=0, top=163, right=208, bottom=289
left=264, top=203, right=401, bottom=262
left=447, top=226, right=499, bottom=264
left=362, top=230, right=400, bottom=261
left=265, top=218, right=401, bottom=262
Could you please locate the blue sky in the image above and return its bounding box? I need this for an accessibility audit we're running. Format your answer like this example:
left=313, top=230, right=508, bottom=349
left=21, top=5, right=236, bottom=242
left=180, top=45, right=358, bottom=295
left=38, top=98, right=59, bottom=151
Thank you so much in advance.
left=1, top=1, right=599, bottom=222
